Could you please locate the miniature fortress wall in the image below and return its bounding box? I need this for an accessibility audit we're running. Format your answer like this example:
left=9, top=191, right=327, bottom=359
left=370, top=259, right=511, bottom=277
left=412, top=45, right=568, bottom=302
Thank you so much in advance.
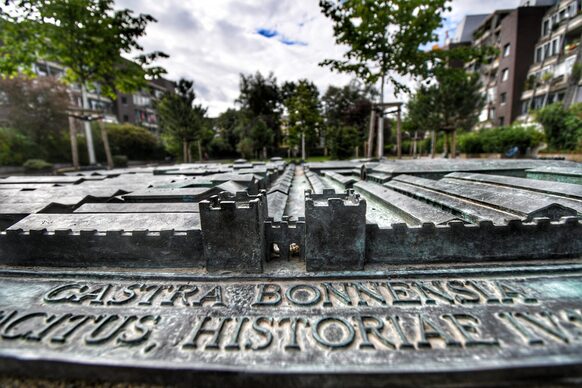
left=0, top=159, right=580, bottom=273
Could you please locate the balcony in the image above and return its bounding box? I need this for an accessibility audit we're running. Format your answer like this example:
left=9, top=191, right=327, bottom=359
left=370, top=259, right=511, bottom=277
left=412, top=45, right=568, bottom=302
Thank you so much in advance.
left=564, top=41, right=579, bottom=55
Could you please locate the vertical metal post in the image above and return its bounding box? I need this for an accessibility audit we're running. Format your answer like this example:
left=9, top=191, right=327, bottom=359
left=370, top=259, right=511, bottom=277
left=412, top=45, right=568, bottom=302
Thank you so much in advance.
left=301, top=131, right=306, bottom=161
left=396, top=106, right=402, bottom=159
left=367, top=109, right=375, bottom=159
left=81, top=84, right=96, bottom=164
left=377, top=75, right=385, bottom=159
left=68, top=115, right=80, bottom=170
left=99, top=119, right=114, bottom=170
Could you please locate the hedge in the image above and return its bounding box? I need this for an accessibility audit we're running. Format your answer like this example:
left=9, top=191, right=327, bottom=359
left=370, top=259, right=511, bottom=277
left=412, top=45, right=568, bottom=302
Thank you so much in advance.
left=457, top=125, right=545, bottom=155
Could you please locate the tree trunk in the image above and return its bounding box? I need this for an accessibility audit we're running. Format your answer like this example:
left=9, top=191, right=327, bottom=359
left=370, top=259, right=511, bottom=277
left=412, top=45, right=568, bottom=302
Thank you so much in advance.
left=68, top=115, right=80, bottom=170
left=80, top=83, right=97, bottom=164
left=444, top=131, right=449, bottom=158
left=412, top=131, right=418, bottom=159
left=431, top=130, right=436, bottom=159
left=198, top=140, right=203, bottom=161
left=301, top=131, right=306, bottom=161
left=377, top=75, right=385, bottom=158
left=367, top=109, right=375, bottom=159
left=396, top=106, right=402, bottom=159
left=451, top=130, right=457, bottom=159
left=99, top=119, right=114, bottom=169
left=182, top=139, right=188, bottom=163
left=263, top=146, right=267, bottom=160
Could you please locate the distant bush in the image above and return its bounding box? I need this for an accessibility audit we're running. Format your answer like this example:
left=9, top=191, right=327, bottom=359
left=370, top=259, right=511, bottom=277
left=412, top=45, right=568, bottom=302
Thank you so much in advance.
left=104, top=123, right=166, bottom=161
left=23, top=159, right=53, bottom=171
left=458, top=125, right=545, bottom=155
left=0, top=127, right=40, bottom=165
left=535, top=103, right=582, bottom=151
left=112, top=155, right=128, bottom=167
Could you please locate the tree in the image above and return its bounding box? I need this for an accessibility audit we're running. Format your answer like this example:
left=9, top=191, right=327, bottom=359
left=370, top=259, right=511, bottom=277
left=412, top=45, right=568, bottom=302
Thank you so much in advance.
left=283, top=79, right=323, bottom=160
left=322, top=80, right=374, bottom=157
left=319, top=0, right=479, bottom=157
left=0, top=0, right=167, bottom=164
left=406, top=69, right=484, bottom=157
left=155, top=79, right=207, bottom=162
left=236, top=72, right=282, bottom=154
left=214, top=108, right=244, bottom=155
left=0, top=76, right=69, bottom=144
left=535, top=103, right=582, bottom=151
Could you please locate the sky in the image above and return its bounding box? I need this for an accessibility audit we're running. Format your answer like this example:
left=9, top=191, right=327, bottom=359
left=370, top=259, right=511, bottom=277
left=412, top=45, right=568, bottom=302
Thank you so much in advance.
left=117, top=0, right=522, bottom=116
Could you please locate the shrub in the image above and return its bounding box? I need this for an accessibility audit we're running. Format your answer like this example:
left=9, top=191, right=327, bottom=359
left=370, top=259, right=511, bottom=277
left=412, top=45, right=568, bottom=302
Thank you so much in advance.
left=535, top=103, right=582, bottom=151
left=457, top=132, right=483, bottom=154
left=23, top=159, right=53, bottom=171
left=458, top=125, right=545, bottom=155
left=102, top=123, right=166, bottom=161
left=0, top=127, right=40, bottom=166
left=328, top=125, right=360, bottom=159
left=112, top=155, right=128, bottom=167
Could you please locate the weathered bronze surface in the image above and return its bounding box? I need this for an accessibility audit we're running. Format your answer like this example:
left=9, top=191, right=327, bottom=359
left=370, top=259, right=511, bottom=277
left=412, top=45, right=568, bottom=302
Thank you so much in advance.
left=0, top=158, right=581, bottom=386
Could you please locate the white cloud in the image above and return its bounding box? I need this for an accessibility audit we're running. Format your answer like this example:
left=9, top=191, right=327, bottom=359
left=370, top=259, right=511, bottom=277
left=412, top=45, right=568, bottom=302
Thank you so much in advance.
left=117, top=0, right=522, bottom=116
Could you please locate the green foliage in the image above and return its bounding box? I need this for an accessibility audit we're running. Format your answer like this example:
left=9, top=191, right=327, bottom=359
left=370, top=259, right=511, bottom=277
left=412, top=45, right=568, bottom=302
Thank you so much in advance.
left=406, top=68, right=484, bottom=134
left=236, top=138, right=254, bottom=159
left=327, top=125, right=360, bottom=159
left=112, top=155, right=128, bottom=167
left=284, top=79, right=323, bottom=154
left=236, top=72, right=283, bottom=155
left=155, top=79, right=207, bottom=162
left=322, top=80, right=374, bottom=157
left=457, top=125, right=545, bottom=155
left=23, top=158, right=53, bottom=171
left=319, top=0, right=483, bottom=94
left=0, top=0, right=167, bottom=97
left=214, top=108, right=245, bottom=156
left=572, top=63, right=582, bottom=83
left=0, top=127, right=39, bottom=165
left=0, top=76, right=69, bottom=144
left=535, top=103, right=582, bottom=151
left=103, top=123, right=165, bottom=160
left=456, top=132, right=483, bottom=154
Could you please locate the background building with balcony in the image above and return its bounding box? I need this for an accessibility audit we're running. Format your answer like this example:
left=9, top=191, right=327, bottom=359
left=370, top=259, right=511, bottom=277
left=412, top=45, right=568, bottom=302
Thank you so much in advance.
left=519, top=0, right=582, bottom=119
left=17, top=60, right=175, bottom=135
left=466, top=4, right=554, bottom=128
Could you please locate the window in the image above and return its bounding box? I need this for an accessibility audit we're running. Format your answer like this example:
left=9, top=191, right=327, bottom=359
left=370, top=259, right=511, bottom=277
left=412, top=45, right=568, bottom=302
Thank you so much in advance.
left=543, top=19, right=550, bottom=36
left=498, top=117, right=505, bottom=127
left=500, top=93, right=507, bottom=105
left=121, top=96, right=127, bottom=105
left=551, top=38, right=560, bottom=56
left=533, top=96, right=545, bottom=109
left=503, top=43, right=511, bottom=57
left=536, top=47, right=543, bottom=63
left=521, top=100, right=530, bottom=115
left=123, top=115, right=129, bottom=122
left=544, top=42, right=551, bottom=58
left=502, top=68, right=509, bottom=82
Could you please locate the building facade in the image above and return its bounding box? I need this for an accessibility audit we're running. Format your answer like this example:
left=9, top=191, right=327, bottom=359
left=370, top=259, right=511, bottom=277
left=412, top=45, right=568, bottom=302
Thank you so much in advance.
left=465, top=5, right=553, bottom=128
left=519, top=0, right=582, bottom=119
left=28, top=60, right=174, bottom=135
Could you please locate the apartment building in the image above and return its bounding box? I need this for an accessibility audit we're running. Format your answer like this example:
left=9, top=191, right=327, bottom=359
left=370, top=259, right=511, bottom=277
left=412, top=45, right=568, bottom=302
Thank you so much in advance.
left=28, top=60, right=174, bottom=135
left=465, top=5, right=553, bottom=128
left=519, top=0, right=582, bottom=118
left=113, top=77, right=175, bottom=136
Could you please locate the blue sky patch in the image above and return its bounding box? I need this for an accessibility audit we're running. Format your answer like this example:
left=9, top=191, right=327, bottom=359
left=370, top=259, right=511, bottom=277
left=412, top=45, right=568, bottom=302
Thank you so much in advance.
left=280, top=37, right=307, bottom=46
left=256, top=28, right=278, bottom=38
